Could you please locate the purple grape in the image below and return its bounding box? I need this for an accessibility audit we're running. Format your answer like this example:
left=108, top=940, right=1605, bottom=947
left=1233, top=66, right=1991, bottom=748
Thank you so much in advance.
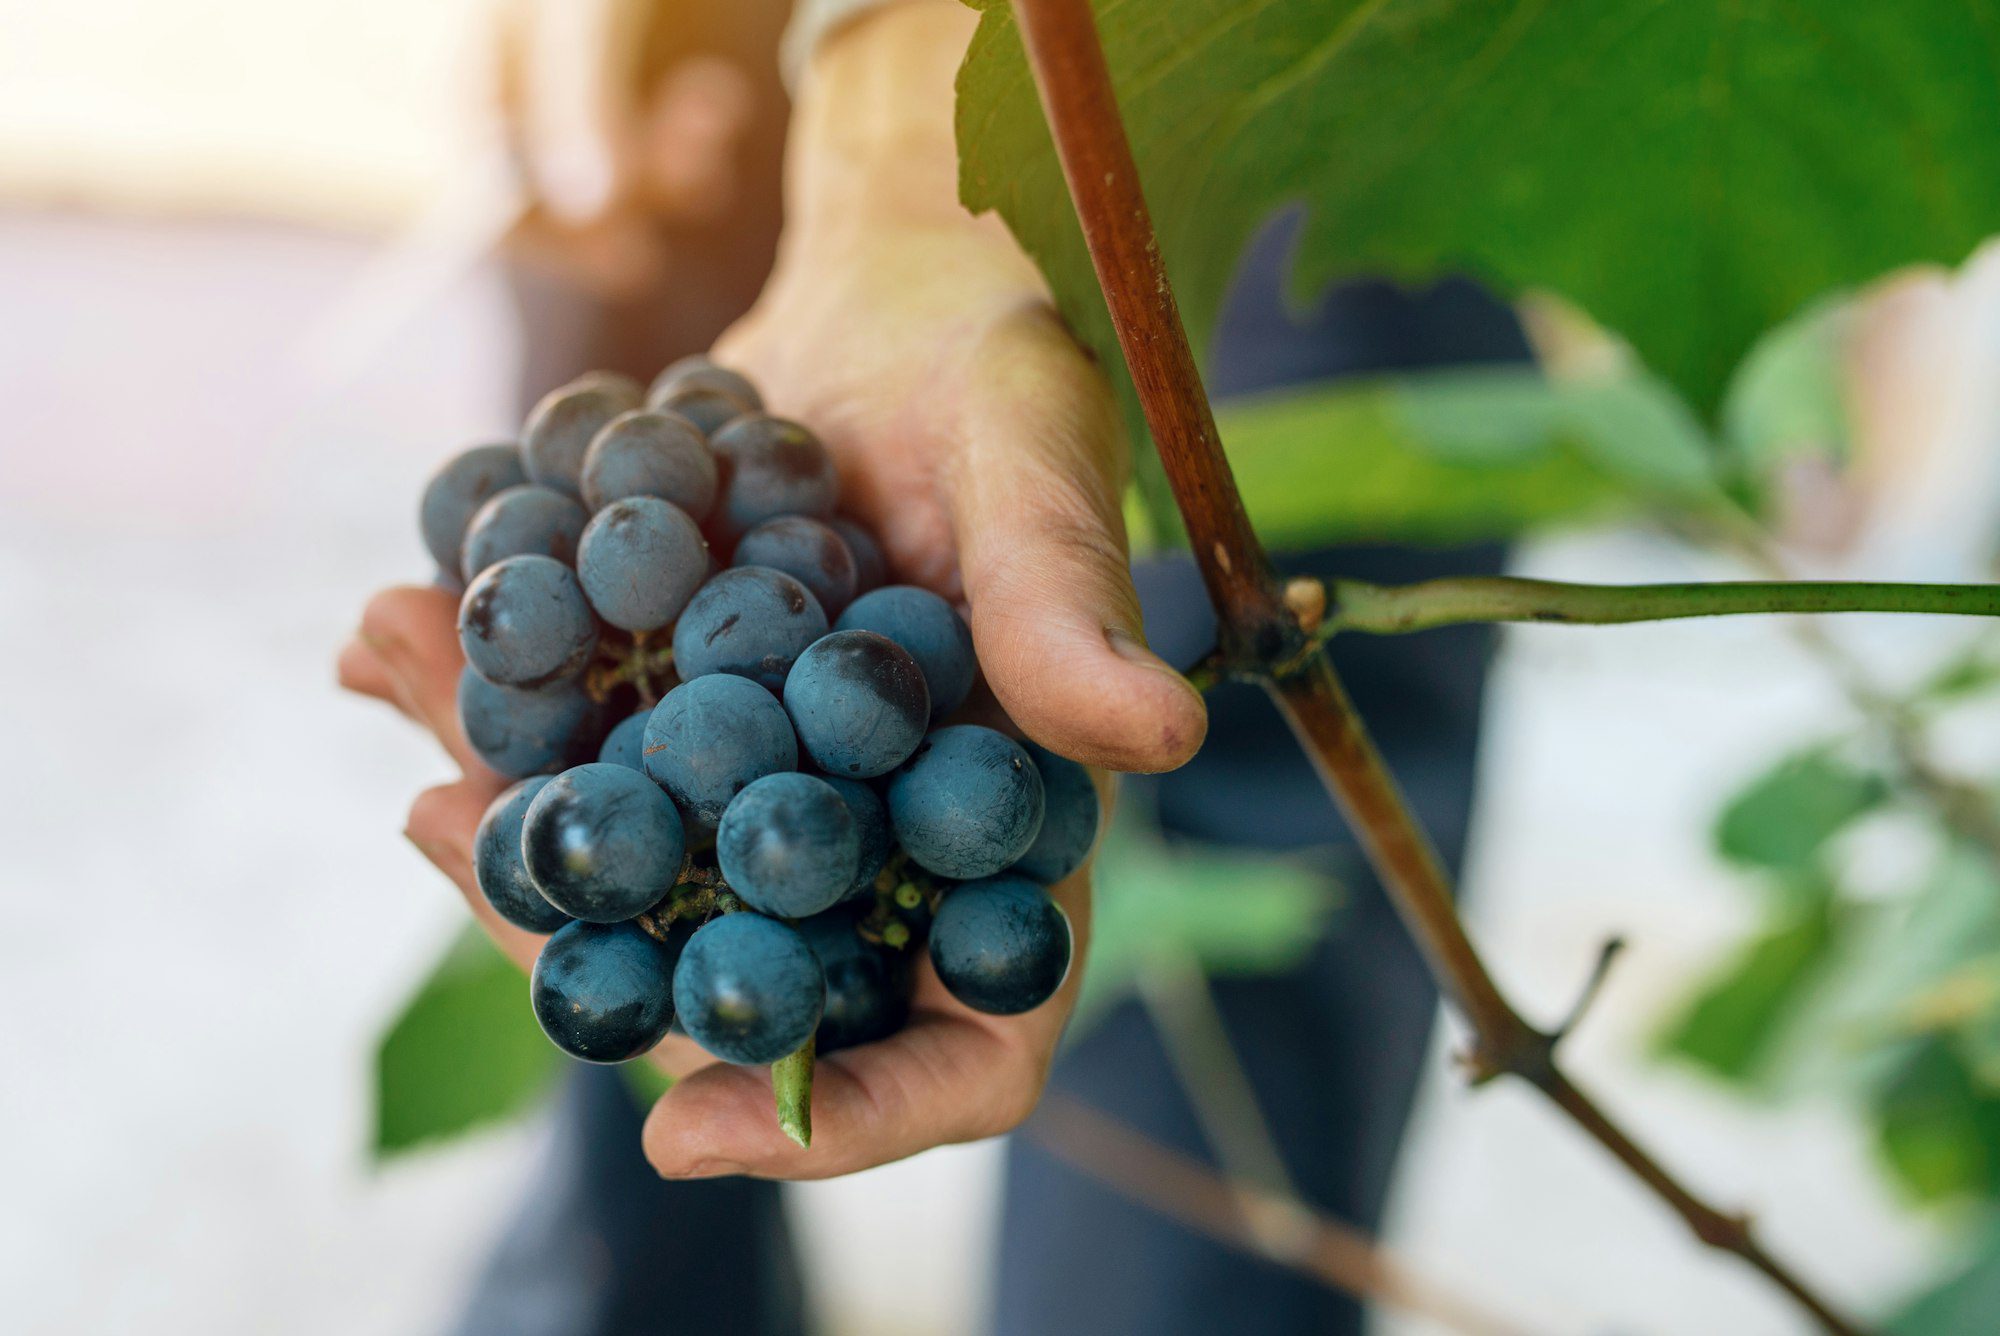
left=460, top=484, right=588, bottom=582
left=672, top=566, right=828, bottom=692
left=576, top=496, right=709, bottom=632
left=708, top=414, right=838, bottom=540
left=581, top=409, right=719, bottom=519
left=420, top=442, right=526, bottom=574
left=783, top=630, right=928, bottom=778
left=732, top=516, right=859, bottom=617
left=523, top=375, right=641, bottom=498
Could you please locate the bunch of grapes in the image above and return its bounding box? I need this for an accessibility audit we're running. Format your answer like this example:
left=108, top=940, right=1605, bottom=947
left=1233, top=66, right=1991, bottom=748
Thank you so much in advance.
left=418, top=358, right=1100, bottom=1143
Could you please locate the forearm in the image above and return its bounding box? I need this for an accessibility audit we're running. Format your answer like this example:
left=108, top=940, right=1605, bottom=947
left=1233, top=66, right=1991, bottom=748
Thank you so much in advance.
left=782, top=1, right=1025, bottom=259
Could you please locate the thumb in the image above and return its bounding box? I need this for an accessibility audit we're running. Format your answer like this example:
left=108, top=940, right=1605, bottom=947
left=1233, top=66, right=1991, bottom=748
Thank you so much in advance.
left=950, top=312, right=1206, bottom=773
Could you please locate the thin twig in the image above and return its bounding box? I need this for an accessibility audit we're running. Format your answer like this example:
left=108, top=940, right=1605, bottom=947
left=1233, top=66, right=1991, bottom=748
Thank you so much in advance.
left=1004, top=1, right=1865, bottom=1329
left=1687, top=508, right=2000, bottom=875
left=1551, top=936, right=1627, bottom=1046
left=1324, top=575, right=2000, bottom=637
left=1027, top=1093, right=1544, bottom=1336
left=1136, top=951, right=1299, bottom=1202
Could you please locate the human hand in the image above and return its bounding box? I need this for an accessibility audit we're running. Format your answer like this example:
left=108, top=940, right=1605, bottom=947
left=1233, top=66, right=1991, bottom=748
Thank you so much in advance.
left=716, top=0, right=1207, bottom=775
left=337, top=583, right=1107, bottom=1177
left=341, top=0, right=1204, bottom=1182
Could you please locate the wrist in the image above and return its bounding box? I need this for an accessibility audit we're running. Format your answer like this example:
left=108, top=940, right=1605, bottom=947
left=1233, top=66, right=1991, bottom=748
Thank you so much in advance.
left=785, top=2, right=999, bottom=241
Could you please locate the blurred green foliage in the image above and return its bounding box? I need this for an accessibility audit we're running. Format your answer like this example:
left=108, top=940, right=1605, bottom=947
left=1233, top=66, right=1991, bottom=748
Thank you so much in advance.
left=1074, top=808, right=1340, bottom=1030
left=373, top=926, right=559, bottom=1159
left=1650, top=654, right=2000, bottom=1317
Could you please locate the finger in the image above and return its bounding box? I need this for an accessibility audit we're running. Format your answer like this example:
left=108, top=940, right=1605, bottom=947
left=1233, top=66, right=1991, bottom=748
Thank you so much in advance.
left=406, top=778, right=543, bottom=972
left=642, top=1009, right=1052, bottom=1180
left=949, top=307, right=1206, bottom=773
left=405, top=778, right=718, bottom=1081
left=358, top=585, right=482, bottom=773
left=336, top=636, right=403, bottom=711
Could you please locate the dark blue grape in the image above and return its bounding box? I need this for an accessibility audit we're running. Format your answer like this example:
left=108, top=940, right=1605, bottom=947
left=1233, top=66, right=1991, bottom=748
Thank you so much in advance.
left=523, top=763, right=686, bottom=923
left=523, top=376, right=641, bottom=498
left=783, top=631, right=928, bottom=778
left=928, top=875, right=1071, bottom=1015
left=457, top=666, right=603, bottom=778
left=673, top=913, right=825, bottom=1065
left=716, top=773, right=859, bottom=919
left=597, top=708, right=651, bottom=771
left=572, top=369, right=645, bottom=400
left=1011, top=743, right=1100, bottom=884
left=473, top=777, right=571, bottom=932
left=887, top=725, right=1045, bottom=879
left=817, top=775, right=892, bottom=899
left=459, top=554, right=598, bottom=687
left=828, top=518, right=886, bottom=594
left=654, top=385, right=750, bottom=436
left=672, top=565, right=828, bottom=691
left=575, top=496, right=709, bottom=632
left=797, top=907, right=909, bottom=1052
left=580, top=409, right=719, bottom=519
left=732, top=516, right=858, bottom=616
left=650, top=356, right=762, bottom=411
left=420, top=442, right=526, bottom=573
left=460, top=484, right=588, bottom=581
left=531, top=920, right=678, bottom=1062
left=642, top=674, right=797, bottom=838
left=708, top=415, right=838, bottom=540
left=836, top=586, right=976, bottom=720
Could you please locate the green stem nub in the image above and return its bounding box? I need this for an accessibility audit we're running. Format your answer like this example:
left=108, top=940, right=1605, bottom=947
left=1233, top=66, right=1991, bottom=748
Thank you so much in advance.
left=773, top=1037, right=816, bottom=1148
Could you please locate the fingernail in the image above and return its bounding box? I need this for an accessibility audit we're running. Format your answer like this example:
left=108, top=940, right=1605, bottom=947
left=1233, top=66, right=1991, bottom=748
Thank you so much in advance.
left=661, top=1157, right=746, bottom=1180
left=1106, top=626, right=1183, bottom=680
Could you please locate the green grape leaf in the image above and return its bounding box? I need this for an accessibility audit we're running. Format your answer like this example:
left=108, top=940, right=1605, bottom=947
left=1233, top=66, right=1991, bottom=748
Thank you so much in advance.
left=1713, top=748, right=1887, bottom=871
left=1915, top=636, right=2000, bottom=706
left=1213, top=364, right=1724, bottom=549
left=1892, top=1213, right=2000, bottom=1335
left=1874, top=1037, right=2000, bottom=1204
left=958, top=0, right=2000, bottom=469
left=1720, top=295, right=1855, bottom=481
left=373, top=927, right=561, bottom=1159
left=1654, top=889, right=1842, bottom=1086
left=1075, top=812, right=1341, bottom=1030
left=1219, top=371, right=1626, bottom=547
left=1775, top=847, right=2000, bottom=1103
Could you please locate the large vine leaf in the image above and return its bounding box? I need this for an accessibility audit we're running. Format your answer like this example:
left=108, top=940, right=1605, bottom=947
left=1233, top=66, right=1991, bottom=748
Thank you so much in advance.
left=1210, top=364, right=1713, bottom=548
left=958, top=0, right=2000, bottom=449
left=373, top=926, right=561, bottom=1159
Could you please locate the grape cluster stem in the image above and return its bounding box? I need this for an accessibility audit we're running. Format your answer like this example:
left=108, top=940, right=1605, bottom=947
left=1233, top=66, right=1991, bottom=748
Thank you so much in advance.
left=773, top=1038, right=816, bottom=1149
left=587, top=632, right=679, bottom=706
left=1007, top=0, right=1869, bottom=1329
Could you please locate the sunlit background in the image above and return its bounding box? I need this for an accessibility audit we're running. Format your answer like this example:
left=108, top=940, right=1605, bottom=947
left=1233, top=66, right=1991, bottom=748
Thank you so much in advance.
left=5, top=2, right=2000, bottom=1333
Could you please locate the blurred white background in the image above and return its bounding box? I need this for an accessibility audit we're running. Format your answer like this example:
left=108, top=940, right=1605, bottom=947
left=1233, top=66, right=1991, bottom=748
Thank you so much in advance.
left=4, top=3, right=2000, bottom=1335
